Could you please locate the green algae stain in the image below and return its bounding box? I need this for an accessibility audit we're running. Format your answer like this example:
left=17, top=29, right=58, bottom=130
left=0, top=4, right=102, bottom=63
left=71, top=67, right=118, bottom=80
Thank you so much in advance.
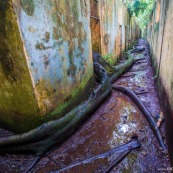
left=20, top=0, right=35, bottom=16
left=50, top=1, right=88, bottom=78
left=46, top=76, right=94, bottom=121
left=35, top=42, right=46, bottom=50
left=0, top=0, right=40, bottom=133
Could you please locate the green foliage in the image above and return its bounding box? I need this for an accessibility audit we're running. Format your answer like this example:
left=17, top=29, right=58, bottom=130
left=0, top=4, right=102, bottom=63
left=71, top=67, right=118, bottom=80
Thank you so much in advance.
left=102, top=53, right=115, bottom=65
left=124, top=0, right=155, bottom=36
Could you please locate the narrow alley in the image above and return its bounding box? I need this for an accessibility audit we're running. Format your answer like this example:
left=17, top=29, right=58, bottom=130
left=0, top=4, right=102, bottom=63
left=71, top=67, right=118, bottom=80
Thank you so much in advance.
left=0, top=39, right=170, bottom=172
left=1, top=0, right=173, bottom=173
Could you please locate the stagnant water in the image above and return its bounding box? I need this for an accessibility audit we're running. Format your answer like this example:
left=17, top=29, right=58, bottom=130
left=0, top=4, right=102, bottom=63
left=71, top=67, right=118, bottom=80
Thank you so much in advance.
left=0, top=39, right=170, bottom=173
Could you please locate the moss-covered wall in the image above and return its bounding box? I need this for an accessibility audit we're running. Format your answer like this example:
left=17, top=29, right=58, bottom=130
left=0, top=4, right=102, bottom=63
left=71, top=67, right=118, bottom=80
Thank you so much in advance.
left=0, top=0, right=40, bottom=132
left=0, top=0, right=140, bottom=133
left=147, top=0, right=173, bottom=165
left=0, top=0, right=94, bottom=132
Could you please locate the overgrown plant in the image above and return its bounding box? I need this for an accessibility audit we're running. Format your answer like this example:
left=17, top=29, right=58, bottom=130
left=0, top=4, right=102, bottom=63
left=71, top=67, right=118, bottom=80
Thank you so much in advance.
left=124, top=0, right=155, bottom=36
left=102, top=53, right=116, bottom=65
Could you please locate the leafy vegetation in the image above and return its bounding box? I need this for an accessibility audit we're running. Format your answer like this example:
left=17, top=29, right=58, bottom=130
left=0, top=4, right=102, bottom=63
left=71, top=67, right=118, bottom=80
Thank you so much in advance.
left=102, top=53, right=115, bottom=65
left=124, top=0, right=155, bottom=36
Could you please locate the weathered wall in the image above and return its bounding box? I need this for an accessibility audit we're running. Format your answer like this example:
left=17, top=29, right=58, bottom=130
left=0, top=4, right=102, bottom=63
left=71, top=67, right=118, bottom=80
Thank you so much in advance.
left=90, top=0, right=101, bottom=53
left=0, top=0, right=94, bottom=132
left=147, top=0, right=173, bottom=164
left=0, top=0, right=140, bottom=133
left=90, top=0, right=140, bottom=62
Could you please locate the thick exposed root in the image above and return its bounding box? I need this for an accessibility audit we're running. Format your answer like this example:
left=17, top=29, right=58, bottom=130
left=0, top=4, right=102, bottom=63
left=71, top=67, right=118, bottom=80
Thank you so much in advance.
left=0, top=63, right=112, bottom=155
left=93, top=52, right=116, bottom=75
left=24, top=156, right=41, bottom=173
left=103, top=150, right=131, bottom=173
left=112, top=85, right=167, bottom=152
left=110, top=52, right=134, bottom=83
left=93, top=51, right=135, bottom=83
left=0, top=53, right=135, bottom=150
left=0, top=49, right=167, bottom=172
left=56, top=136, right=140, bottom=173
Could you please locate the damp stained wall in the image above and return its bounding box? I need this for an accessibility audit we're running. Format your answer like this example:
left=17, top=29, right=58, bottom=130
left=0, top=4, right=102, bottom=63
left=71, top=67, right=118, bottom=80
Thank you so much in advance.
left=0, top=0, right=93, bottom=132
left=90, top=0, right=101, bottom=53
left=0, top=0, right=140, bottom=133
left=90, top=0, right=140, bottom=62
left=147, top=0, right=173, bottom=165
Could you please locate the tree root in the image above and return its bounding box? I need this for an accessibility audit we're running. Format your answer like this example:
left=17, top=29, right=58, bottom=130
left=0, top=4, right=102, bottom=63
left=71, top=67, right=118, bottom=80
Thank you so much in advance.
left=24, top=156, right=41, bottom=173
left=0, top=49, right=167, bottom=172
left=93, top=51, right=135, bottom=83
left=112, top=85, right=167, bottom=152
left=56, top=135, right=140, bottom=173
left=93, top=52, right=116, bottom=76
left=110, top=52, right=134, bottom=83
left=0, top=62, right=112, bottom=155
left=103, top=150, right=131, bottom=173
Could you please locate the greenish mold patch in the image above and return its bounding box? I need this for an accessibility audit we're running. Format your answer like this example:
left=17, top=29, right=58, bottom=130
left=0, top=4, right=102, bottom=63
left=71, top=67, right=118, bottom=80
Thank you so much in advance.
left=20, top=0, right=35, bottom=16
left=35, top=42, right=46, bottom=50
left=51, top=1, right=87, bottom=77
left=45, top=76, right=95, bottom=122
left=0, top=0, right=40, bottom=133
left=0, top=0, right=94, bottom=133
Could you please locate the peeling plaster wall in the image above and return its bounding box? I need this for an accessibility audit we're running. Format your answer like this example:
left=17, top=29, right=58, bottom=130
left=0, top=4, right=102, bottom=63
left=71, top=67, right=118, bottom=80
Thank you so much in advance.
left=0, top=0, right=40, bottom=132
left=147, top=0, right=173, bottom=164
left=0, top=0, right=140, bottom=133
left=91, top=0, right=140, bottom=62
left=0, top=0, right=93, bottom=132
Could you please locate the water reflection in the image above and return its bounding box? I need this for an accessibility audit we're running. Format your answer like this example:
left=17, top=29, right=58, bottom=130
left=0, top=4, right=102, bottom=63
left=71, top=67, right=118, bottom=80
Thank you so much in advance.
left=109, top=104, right=138, bottom=148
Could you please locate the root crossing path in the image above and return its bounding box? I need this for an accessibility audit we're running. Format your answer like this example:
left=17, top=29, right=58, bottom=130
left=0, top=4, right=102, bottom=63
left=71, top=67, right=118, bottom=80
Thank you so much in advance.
left=0, top=39, right=170, bottom=172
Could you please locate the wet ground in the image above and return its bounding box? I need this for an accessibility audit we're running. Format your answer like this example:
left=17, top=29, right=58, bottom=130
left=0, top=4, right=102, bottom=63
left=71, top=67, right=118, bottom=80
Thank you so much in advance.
left=0, top=39, right=171, bottom=173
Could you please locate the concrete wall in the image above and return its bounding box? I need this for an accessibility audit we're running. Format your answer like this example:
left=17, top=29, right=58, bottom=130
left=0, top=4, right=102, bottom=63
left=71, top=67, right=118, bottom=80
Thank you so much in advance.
left=147, top=0, right=173, bottom=164
left=0, top=0, right=140, bottom=133
left=91, top=0, right=140, bottom=63
left=0, top=0, right=93, bottom=132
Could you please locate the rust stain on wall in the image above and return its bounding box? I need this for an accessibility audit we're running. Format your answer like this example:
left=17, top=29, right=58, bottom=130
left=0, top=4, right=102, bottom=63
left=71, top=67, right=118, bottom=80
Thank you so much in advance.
left=91, top=0, right=140, bottom=63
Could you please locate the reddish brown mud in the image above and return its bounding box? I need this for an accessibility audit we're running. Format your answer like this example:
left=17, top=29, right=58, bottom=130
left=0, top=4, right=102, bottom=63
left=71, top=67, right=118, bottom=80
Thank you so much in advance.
left=0, top=39, right=170, bottom=173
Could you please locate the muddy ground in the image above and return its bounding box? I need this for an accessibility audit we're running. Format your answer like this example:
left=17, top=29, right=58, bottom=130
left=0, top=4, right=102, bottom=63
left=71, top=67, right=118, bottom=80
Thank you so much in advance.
left=0, top=39, right=171, bottom=173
